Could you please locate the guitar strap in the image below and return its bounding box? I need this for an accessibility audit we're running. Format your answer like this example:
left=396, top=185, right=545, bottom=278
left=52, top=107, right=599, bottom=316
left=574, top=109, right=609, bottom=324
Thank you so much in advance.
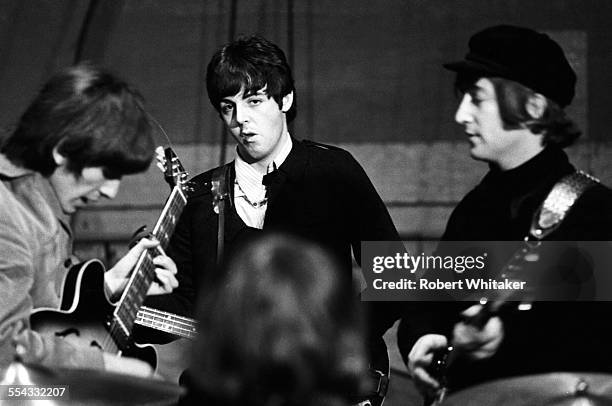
left=528, top=170, right=599, bottom=241
left=211, top=164, right=232, bottom=266
left=430, top=170, right=601, bottom=404
left=472, top=171, right=598, bottom=319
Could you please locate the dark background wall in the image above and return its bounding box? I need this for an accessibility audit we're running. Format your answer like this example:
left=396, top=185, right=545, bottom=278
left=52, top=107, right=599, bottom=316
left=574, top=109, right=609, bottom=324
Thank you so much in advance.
left=0, top=0, right=611, bottom=259
left=2, top=1, right=612, bottom=142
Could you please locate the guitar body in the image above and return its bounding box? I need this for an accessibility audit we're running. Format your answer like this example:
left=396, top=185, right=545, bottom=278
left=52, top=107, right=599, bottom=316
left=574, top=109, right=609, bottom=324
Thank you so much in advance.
left=31, top=259, right=158, bottom=369
left=31, top=148, right=191, bottom=374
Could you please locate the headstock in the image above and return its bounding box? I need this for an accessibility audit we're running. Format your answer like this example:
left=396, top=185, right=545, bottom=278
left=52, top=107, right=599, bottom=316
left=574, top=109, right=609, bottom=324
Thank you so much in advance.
left=159, top=147, right=192, bottom=193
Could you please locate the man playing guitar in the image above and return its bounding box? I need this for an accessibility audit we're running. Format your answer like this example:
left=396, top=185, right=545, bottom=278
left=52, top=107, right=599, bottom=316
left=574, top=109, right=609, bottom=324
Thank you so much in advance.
left=401, top=25, right=612, bottom=401
left=0, top=64, right=178, bottom=375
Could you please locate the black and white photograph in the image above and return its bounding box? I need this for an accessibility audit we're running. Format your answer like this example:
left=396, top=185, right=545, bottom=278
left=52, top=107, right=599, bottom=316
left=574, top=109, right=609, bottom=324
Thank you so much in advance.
left=1, top=1, right=612, bottom=405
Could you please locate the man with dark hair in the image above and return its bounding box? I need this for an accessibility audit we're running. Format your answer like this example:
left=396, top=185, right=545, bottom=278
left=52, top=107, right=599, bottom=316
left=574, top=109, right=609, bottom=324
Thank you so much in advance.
left=183, top=233, right=366, bottom=406
left=402, top=25, right=612, bottom=398
left=0, top=63, right=178, bottom=374
left=143, top=35, right=400, bottom=403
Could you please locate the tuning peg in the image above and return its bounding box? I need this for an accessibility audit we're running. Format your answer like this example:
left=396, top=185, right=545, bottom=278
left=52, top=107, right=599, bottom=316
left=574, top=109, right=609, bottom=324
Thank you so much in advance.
left=182, top=181, right=197, bottom=193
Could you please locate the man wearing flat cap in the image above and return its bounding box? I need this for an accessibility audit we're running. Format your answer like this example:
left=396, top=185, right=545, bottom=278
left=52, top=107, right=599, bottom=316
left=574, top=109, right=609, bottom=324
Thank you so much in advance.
left=400, top=25, right=612, bottom=399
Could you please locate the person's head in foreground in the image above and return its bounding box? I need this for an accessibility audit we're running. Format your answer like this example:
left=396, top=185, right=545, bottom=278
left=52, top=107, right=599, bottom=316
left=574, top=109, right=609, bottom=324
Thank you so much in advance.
left=188, top=232, right=366, bottom=406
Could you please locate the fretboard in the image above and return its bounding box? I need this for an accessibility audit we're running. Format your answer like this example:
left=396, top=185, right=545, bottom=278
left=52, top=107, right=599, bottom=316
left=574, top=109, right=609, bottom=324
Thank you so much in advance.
left=135, top=306, right=198, bottom=340
left=108, top=186, right=187, bottom=349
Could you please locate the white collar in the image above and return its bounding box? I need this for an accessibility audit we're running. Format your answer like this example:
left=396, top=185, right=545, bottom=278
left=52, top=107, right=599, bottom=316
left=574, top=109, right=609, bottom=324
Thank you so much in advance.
left=234, top=134, right=293, bottom=186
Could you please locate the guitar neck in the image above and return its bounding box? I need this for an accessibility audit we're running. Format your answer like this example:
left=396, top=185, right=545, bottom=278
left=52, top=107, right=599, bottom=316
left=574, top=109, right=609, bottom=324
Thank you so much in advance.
left=430, top=241, right=540, bottom=404
left=109, top=186, right=188, bottom=349
left=135, top=306, right=198, bottom=340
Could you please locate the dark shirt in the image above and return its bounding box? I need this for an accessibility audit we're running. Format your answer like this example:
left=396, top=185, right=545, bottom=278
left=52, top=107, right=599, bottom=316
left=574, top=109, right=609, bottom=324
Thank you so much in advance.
left=141, top=138, right=401, bottom=366
left=441, top=146, right=612, bottom=241
left=398, top=147, right=612, bottom=390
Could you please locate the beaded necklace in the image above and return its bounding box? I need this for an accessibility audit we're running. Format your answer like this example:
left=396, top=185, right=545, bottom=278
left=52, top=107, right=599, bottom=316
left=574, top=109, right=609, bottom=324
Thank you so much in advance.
left=235, top=180, right=268, bottom=208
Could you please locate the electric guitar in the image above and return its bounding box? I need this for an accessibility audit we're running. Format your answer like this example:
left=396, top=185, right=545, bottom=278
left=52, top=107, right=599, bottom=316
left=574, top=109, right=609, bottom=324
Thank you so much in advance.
left=31, top=148, right=191, bottom=369
left=427, top=241, right=539, bottom=405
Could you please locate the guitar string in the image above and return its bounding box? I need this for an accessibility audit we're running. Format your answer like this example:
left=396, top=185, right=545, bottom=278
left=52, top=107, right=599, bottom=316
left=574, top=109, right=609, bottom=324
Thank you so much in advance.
left=136, top=307, right=197, bottom=335
left=117, top=215, right=167, bottom=325
left=115, top=240, right=175, bottom=340
left=138, top=313, right=196, bottom=329
left=99, top=135, right=189, bottom=354
left=117, top=255, right=155, bottom=330
left=140, top=306, right=197, bottom=323
left=137, top=317, right=195, bottom=335
left=136, top=320, right=196, bottom=338
left=102, top=151, right=188, bottom=353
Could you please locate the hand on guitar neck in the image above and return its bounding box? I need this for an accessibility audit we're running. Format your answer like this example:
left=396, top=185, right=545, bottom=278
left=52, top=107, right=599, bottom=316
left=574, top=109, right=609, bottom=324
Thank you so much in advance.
left=408, top=304, right=504, bottom=403
left=31, top=147, right=189, bottom=375
left=104, top=237, right=179, bottom=301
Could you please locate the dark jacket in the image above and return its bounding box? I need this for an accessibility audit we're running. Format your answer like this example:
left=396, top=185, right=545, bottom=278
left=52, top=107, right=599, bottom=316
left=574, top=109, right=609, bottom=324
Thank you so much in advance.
left=398, top=147, right=612, bottom=390
left=142, top=138, right=400, bottom=354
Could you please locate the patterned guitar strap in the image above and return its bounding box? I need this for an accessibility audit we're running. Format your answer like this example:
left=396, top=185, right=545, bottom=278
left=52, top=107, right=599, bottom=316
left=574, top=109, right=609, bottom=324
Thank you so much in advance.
left=518, top=170, right=600, bottom=300
left=430, top=170, right=601, bottom=406
left=529, top=170, right=599, bottom=241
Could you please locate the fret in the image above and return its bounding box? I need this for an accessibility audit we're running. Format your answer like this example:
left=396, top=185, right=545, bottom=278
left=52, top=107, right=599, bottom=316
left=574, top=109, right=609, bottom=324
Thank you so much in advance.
left=152, top=188, right=187, bottom=248
left=135, top=306, right=198, bottom=340
left=139, top=319, right=195, bottom=338
left=140, top=306, right=195, bottom=323
left=139, top=310, right=196, bottom=328
left=109, top=183, right=188, bottom=351
left=117, top=256, right=155, bottom=318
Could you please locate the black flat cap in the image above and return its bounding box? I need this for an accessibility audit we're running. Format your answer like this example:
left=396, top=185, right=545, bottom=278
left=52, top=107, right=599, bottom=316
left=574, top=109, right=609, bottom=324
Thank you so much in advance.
left=444, top=25, right=576, bottom=107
